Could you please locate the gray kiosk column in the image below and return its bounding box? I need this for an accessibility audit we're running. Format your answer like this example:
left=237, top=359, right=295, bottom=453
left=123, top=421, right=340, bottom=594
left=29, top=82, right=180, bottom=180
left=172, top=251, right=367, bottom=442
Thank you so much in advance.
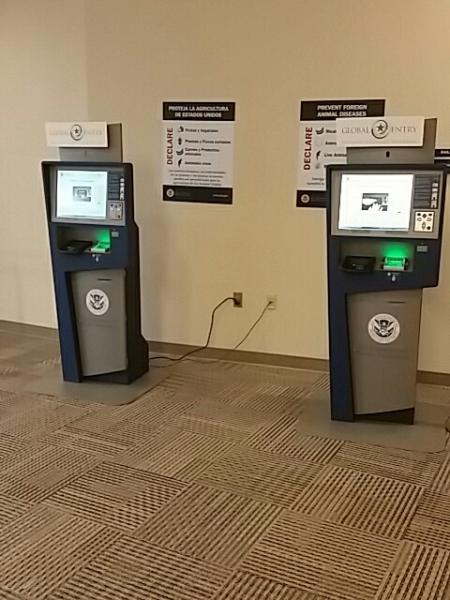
left=345, top=119, right=436, bottom=418
left=348, top=289, right=422, bottom=416
left=71, top=269, right=127, bottom=376
left=60, top=124, right=129, bottom=379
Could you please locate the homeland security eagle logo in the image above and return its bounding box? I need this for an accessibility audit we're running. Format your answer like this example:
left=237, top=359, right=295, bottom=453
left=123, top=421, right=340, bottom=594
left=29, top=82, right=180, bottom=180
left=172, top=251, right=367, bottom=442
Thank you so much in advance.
left=368, top=313, right=400, bottom=344
left=85, top=289, right=110, bottom=316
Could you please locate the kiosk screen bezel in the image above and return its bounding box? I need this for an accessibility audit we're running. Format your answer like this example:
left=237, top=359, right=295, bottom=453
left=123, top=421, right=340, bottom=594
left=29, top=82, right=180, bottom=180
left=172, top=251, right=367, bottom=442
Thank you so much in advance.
left=330, top=165, right=445, bottom=239
left=49, top=164, right=126, bottom=226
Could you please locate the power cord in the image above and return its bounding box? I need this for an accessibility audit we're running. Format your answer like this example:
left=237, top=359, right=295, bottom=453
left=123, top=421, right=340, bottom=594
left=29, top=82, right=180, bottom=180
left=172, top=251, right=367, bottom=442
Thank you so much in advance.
left=232, top=302, right=271, bottom=350
left=149, top=296, right=234, bottom=363
left=149, top=298, right=271, bottom=366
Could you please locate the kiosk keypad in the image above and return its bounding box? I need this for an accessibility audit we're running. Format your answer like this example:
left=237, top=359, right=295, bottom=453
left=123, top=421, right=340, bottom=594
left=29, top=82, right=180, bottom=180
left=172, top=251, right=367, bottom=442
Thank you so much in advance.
left=414, top=211, right=435, bottom=233
left=107, top=201, right=124, bottom=221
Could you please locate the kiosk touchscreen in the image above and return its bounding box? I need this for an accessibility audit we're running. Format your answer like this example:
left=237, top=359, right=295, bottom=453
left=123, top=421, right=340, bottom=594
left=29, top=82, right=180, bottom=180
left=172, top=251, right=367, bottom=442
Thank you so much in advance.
left=338, top=173, right=413, bottom=231
left=42, top=161, right=148, bottom=384
left=327, top=164, right=446, bottom=423
left=56, top=170, right=108, bottom=221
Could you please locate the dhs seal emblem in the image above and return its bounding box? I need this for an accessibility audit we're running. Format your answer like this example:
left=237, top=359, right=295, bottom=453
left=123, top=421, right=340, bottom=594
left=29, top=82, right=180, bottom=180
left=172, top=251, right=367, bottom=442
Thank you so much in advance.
left=86, top=289, right=109, bottom=316
left=368, top=313, right=400, bottom=344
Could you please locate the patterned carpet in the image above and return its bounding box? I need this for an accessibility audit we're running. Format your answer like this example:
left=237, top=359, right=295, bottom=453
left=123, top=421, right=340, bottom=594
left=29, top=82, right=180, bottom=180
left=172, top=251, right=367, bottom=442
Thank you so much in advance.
left=1, top=329, right=450, bottom=599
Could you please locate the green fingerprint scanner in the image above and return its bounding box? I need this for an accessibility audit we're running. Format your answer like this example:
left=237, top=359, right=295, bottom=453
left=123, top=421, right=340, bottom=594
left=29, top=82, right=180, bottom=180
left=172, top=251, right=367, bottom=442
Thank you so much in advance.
left=382, top=256, right=409, bottom=271
left=91, top=241, right=110, bottom=253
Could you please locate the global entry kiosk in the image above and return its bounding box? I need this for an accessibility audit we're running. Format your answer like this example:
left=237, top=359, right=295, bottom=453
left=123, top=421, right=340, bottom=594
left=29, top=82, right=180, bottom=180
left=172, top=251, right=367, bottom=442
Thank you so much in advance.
left=43, top=116, right=447, bottom=425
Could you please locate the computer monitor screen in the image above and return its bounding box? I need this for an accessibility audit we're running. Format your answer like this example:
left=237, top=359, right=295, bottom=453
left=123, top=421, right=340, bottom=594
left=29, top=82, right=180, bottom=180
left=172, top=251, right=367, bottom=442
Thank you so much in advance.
left=338, top=173, right=414, bottom=231
left=56, top=170, right=108, bottom=220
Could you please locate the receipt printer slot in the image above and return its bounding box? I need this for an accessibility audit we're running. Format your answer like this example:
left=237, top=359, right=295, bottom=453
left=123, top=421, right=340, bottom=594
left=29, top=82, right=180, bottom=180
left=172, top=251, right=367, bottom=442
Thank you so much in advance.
left=342, top=256, right=376, bottom=273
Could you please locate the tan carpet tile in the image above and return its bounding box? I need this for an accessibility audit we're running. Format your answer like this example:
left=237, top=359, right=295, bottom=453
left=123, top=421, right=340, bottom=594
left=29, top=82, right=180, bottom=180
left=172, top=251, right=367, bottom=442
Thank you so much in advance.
left=47, top=536, right=231, bottom=600
left=0, top=505, right=119, bottom=600
left=0, top=434, right=29, bottom=463
left=45, top=461, right=186, bottom=532
left=116, top=386, right=195, bottom=424
left=203, top=381, right=307, bottom=416
left=214, top=572, right=332, bottom=600
left=0, top=390, right=48, bottom=415
left=1, top=328, right=450, bottom=600
left=330, top=441, right=443, bottom=487
left=246, top=415, right=343, bottom=463
left=169, top=412, right=252, bottom=442
left=57, top=405, right=126, bottom=435
left=242, top=510, right=399, bottom=600
left=0, top=400, right=89, bottom=439
left=0, top=588, right=27, bottom=600
left=403, top=491, right=450, bottom=551
left=39, top=426, right=129, bottom=457
left=136, top=484, right=282, bottom=568
left=0, top=445, right=98, bottom=502
left=374, top=541, right=450, bottom=600
left=291, top=465, right=423, bottom=538
left=431, top=452, right=450, bottom=493
left=227, top=383, right=307, bottom=416
left=0, top=494, right=31, bottom=528
left=183, top=399, right=279, bottom=435
left=113, top=426, right=235, bottom=479
left=197, top=446, right=322, bottom=506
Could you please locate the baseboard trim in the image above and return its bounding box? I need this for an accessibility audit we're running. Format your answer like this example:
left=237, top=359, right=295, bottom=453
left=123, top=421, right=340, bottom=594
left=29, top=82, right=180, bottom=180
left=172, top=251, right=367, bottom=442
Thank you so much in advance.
left=149, top=340, right=329, bottom=372
left=1, top=320, right=448, bottom=385
left=417, top=370, right=450, bottom=386
left=150, top=341, right=450, bottom=385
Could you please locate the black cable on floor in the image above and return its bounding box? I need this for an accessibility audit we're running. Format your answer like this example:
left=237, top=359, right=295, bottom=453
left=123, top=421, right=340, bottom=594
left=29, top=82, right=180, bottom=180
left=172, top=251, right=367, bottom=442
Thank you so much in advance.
left=149, top=299, right=271, bottom=366
left=149, top=296, right=234, bottom=364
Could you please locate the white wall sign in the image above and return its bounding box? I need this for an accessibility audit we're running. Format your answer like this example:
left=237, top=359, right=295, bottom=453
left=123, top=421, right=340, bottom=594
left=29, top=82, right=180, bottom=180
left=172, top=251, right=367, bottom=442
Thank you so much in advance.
left=45, top=122, right=108, bottom=147
left=162, top=102, right=235, bottom=204
left=336, top=116, right=424, bottom=147
left=297, top=99, right=385, bottom=207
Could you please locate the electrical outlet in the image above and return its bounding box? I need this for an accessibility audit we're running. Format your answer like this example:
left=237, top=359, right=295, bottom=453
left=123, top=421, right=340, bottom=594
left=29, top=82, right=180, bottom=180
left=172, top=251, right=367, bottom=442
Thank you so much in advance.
left=233, top=292, right=243, bottom=307
left=267, top=295, right=277, bottom=310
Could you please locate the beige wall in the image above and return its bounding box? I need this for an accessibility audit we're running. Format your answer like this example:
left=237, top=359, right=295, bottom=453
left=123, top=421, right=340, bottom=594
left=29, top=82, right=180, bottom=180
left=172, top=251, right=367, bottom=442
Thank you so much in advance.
left=85, top=0, right=450, bottom=372
left=0, top=0, right=87, bottom=325
left=1, top=0, right=449, bottom=373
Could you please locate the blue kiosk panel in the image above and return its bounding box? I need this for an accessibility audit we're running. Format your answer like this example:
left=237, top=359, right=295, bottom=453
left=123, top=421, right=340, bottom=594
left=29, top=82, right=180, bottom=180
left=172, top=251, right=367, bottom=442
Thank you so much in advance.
left=42, top=161, right=148, bottom=384
left=326, top=164, right=447, bottom=423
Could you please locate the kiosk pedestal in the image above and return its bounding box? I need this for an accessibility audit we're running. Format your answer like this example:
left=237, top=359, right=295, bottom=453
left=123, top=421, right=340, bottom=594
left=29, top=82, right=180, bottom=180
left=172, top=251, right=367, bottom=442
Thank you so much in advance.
left=72, top=269, right=127, bottom=377
left=327, top=119, right=447, bottom=423
left=42, top=125, right=148, bottom=384
left=348, top=289, right=422, bottom=419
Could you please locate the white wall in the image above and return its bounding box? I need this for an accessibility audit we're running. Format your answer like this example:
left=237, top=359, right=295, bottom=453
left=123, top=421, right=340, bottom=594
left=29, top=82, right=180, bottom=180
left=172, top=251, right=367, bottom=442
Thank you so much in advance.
left=85, top=0, right=450, bottom=372
left=0, top=0, right=87, bottom=325
left=1, top=0, right=449, bottom=373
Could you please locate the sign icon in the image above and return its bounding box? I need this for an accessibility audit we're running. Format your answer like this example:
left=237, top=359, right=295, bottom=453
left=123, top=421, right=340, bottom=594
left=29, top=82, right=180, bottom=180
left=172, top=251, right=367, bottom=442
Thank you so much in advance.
left=300, top=194, right=311, bottom=204
left=70, top=123, right=84, bottom=141
left=86, top=289, right=109, bottom=316
left=368, top=313, right=400, bottom=344
left=166, top=188, right=175, bottom=198
left=371, top=119, right=389, bottom=140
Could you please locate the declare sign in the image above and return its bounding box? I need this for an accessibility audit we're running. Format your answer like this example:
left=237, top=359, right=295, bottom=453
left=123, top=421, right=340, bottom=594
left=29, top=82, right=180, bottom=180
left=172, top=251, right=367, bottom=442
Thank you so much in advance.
left=162, top=102, right=235, bottom=204
left=297, top=99, right=385, bottom=208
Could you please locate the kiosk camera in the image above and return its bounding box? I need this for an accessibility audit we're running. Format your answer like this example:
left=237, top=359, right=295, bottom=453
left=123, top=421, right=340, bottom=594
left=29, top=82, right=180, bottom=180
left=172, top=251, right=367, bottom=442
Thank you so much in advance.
left=327, top=164, right=446, bottom=423
left=42, top=161, right=149, bottom=383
